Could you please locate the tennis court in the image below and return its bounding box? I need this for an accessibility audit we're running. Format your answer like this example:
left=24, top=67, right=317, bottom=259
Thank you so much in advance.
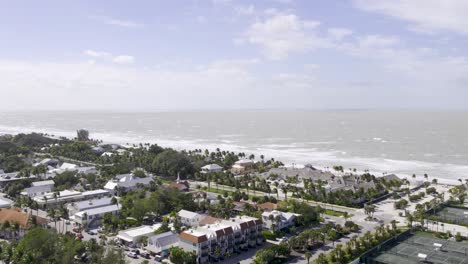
left=434, top=207, right=468, bottom=225
left=367, top=233, right=468, bottom=264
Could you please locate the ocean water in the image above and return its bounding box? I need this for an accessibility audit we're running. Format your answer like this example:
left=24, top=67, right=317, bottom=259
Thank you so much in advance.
left=1, top=111, right=467, bottom=183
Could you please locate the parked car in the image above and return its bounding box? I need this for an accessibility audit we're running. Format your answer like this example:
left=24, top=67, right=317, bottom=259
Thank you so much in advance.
left=76, top=233, right=84, bottom=239
left=155, top=251, right=169, bottom=261
left=277, top=237, right=288, bottom=243
left=140, top=252, right=150, bottom=259
left=127, top=252, right=138, bottom=259
left=131, top=249, right=140, bottom=255
left=87, top=230, right=96, bottom=235
left=72, top=227, right=81, bottom=233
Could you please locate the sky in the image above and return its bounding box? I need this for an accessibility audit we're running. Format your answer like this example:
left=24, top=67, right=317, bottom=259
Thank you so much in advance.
left=1, top=0, right=468, bottom=110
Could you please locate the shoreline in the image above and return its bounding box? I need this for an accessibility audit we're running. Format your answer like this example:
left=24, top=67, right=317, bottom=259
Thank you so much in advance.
left=0, top=127, right=465, bottom=186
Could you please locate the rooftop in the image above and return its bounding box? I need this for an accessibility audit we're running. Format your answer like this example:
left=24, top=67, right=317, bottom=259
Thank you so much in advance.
left=31, top=180, right=55, bottom=187
left=75, top=204, right=120, bottom=217
left=117, top=224, right=162, bottom=241
left=0, top=208, right=48, bottom=228
left=178, top=209, right=200, bottom=219
left=69, top=197, right=114, bottom=210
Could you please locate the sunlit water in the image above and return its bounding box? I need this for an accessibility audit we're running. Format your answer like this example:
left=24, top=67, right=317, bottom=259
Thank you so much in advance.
left=1, top=111, right=467, bottom=183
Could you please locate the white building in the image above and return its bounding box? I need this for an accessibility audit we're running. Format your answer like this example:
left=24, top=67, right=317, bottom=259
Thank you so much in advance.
left=67, top=197, right=115, bottom=216
left=201, top=164, right=223, bottom=174
left=145, top=231, right=179, bottom=254
left=49, top=163, right=98, bottom=176
left=178, top=210, right=204, bottom=227
left=74, top=204, right=120, bottom=227
left=21, top=180, right=55, bottom=197
left=179, top=216, right=263, bottom=264
left=0, top=196, right=13, bottom=208
left=231, top=159, right=254, bottom=174
left=117, top=224, right=162, bottom=246
left=104, top=173, right=153, bottom=194
left=261, top=210, right=299, bottom=230
left=33, top=189, right=109, bottom=208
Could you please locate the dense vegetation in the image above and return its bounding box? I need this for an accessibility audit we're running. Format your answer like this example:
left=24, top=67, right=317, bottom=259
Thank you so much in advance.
left=0, top=227, right=126, bottom=264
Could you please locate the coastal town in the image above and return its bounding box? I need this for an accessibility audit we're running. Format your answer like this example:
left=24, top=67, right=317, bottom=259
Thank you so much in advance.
left=0, top=131, right=467, bottom=264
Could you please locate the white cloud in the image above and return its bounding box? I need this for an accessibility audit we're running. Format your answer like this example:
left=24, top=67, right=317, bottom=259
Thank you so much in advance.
left=0, top=58, right=323, bottom=110
left=235, top=5, right=255, bottom=16
left=327, top=28, right=353, bottom=40
left=357, top=35, right=399, bottom=48
left=112, top=55, right=135, bottom=64
left=354, top=0, right=468, bottom=35
left=244, top=13, right=330, bottom=60
left=83, top=49, right=111, bottom=58
left=104, top=18, right=145, bottom=28
left=83, top=50, right=135, bottom=64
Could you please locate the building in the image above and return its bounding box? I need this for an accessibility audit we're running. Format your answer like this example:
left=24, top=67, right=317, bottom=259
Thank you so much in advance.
left=74, top=204, right=120, bottom=227
left=49, top=163, right=98, bottom=176
left=261, top=210, right=299, bottom=230
left=178, top=210, right=204, bottom=227
left=34, top=158, right=59, bottom=167
left=201, top=164, right=223, bottom=174
left=0, top=196, right=13, bottom=208
left=33, top=189, right=110, bottom=208
left=178, top=216, right=262, bottom=264
left=0, top=208, right=48, bottom=238
left=230, top=159, right=254, bottom=174
left=168, top=182, right=189, bottom=192
left=117, top=224, right=162, bottom=247
left=21, top=180, right=55, bottom=197
left=0, top=172, right=38, bottom=188
left=104, top=173, right=153, bottom=194
left=256, top=202, right=278, bottom=212
left=67, top=197, right=115, bottom=216
left=145, top=231, right=179, bottom=254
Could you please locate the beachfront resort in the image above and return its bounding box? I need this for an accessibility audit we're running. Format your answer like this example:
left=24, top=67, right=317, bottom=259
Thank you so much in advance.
left=0, top=131, right=467, bottom=264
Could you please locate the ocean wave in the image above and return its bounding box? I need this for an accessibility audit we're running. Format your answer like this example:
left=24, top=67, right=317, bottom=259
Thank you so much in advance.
left=1, top=124, right=468, bottom=182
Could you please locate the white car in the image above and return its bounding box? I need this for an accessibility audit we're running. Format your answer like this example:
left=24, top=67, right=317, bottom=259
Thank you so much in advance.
left=127, top=252, right=138, bottom=258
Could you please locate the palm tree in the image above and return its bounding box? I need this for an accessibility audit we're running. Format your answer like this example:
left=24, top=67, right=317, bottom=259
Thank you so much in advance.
left=1, top=221, right=10, bottom=240
left=47, top=208, right=56, bottom=229
left=11, top=222, right=19, bottom=241
left=343, top=211, right=350, bottom=222
left=316, top=253, right=327, bottom=264
left=281, top=186, right=288, bottom=201
left=304, top=251, right=312, bottom=264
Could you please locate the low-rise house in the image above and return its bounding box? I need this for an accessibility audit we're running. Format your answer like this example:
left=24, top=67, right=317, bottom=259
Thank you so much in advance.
left=21, top=180, right=54, bottom=197
left=0, top=208, right=48, bottom=238
left=0, top=172, right=37, bottom=189
left=117, top=224, right=162, bottom=247
left=0, top=196, right=13, bottom=208
left=262, top=210, right=299, bottom=230
left=178, top=210, right=204, bottom=227
left=67, top=197, right=115, bottom=216
left=34, top=158, right=59, bottom=167
left=201, top=164, right=223, bottom=174
left=49, top=163, right=98, bottom=176
left=199, top=216, right=222, bottom=226
left=33, top=189, right=110, bottom=208
left=256, top=202, right=278, bottom=212
left=104, top=173, right=153, bottom=194
left=74, top=204, right=120, bottom=227
left=168, top=182, right=189, bottom=192
left=179, top=216, right=262, bottom=264
left=145, top=231, right=179, bottom=255
left=230, top=159, right=254, bottom=174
